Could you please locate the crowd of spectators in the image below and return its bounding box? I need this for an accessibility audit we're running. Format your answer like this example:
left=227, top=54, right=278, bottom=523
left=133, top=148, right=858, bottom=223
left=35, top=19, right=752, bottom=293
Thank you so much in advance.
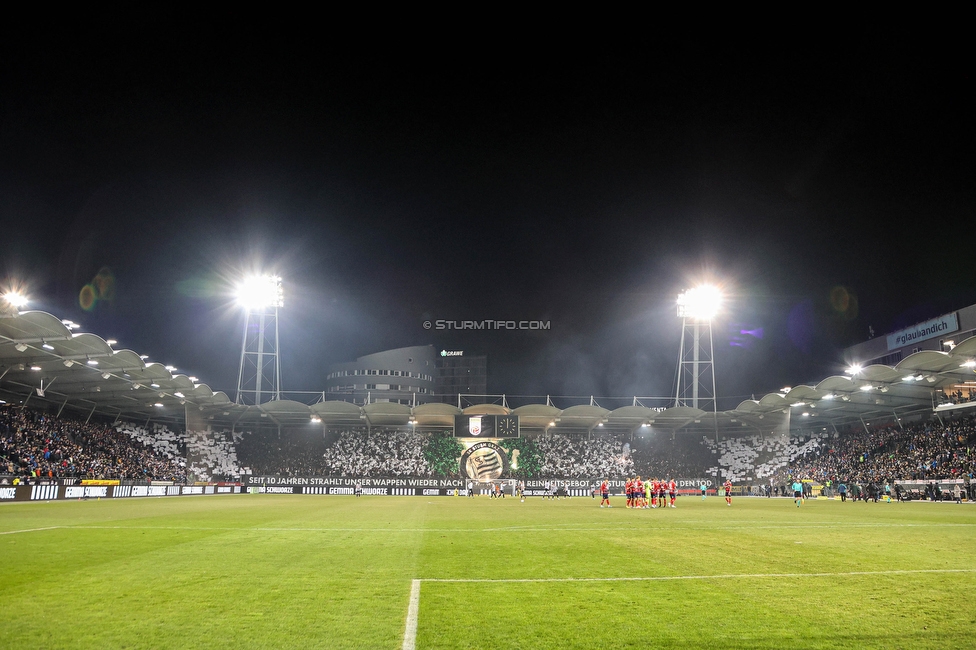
left=237, top=430, right=328, bottom=476
left=184, top=430, right=243, bottom=481
left=534, top=433, right=633, bottom=478
left=775, top=414, right=976, bottom=486
left=937, top=388, right=976, bottom=406
left=320, top=429, right=430, bottom=477
left=6, top=403, right=975, bottom=487
left=631, top=434, right=717, bottom=479
left=700, top=432, right=828, bottom=482
left=1, top=405, right=186, bottom=482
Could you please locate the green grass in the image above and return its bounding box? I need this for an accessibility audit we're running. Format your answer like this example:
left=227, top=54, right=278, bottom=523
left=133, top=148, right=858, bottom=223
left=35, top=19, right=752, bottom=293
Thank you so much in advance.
left=2, top=494, right=975, bottom=649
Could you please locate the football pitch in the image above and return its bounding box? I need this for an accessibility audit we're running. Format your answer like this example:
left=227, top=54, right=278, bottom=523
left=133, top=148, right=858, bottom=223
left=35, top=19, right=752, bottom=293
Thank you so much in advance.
left=2, top=494, right=975, bottom=649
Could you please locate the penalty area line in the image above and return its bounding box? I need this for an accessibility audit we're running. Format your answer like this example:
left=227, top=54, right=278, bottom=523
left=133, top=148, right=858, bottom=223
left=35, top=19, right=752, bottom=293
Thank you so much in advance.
left=402, top=579, right=421, bottom=650
left=420, top=568, right=976, bottom=583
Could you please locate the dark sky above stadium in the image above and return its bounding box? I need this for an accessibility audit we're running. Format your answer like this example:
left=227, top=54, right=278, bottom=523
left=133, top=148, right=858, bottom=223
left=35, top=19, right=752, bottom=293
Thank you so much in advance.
left=1, top=25, right=972, bottom=406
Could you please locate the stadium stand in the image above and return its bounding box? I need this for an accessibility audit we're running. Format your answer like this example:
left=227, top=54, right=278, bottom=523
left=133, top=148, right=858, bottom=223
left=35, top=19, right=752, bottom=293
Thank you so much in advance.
left=1, top=405, right=186, bottom=482
left=534, top=433, right=633, bottom=478
left=700, top=432, right=829, bottom=482
left=3, top=402, right=973, bottom=492
left=777, top=414, right=976, bottom=486
left=319, top=429, right=431, bottom=477
left=184, top=429, right=243, bottom=482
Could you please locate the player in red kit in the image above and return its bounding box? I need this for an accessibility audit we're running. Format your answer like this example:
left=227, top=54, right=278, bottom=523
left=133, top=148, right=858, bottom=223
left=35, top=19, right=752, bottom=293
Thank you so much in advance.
left=625, top=478, right=634, bottom=508
left=650, top=478, right=660, bottom=508
left=668, top=478, right=677, bottom=508
left=724, top=479, right=733, bottom=506
left=634, top=477, right=644, bottom=509
left=600, top=480, right=611, bottom=507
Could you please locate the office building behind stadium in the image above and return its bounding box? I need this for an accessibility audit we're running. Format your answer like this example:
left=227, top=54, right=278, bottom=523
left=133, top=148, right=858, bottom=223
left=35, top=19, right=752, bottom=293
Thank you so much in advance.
left=324, top=345, right=437, bottom=405
left=434, top=350, right=487, bottom=403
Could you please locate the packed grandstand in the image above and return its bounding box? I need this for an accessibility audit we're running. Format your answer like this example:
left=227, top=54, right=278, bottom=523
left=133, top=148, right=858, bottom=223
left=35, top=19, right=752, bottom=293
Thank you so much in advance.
left=4, top=404, right=974, bottom=499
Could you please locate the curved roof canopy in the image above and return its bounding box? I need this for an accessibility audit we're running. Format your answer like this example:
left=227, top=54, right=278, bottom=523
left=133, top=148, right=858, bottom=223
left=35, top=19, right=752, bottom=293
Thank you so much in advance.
left=4, top=309, right=974, bottom=433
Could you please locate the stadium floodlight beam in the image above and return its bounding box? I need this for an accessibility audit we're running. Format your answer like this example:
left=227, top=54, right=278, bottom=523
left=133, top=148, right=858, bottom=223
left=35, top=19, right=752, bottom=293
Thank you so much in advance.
left=235, top=273, right=283, bottom=406
left=673, top=285, right=720, bottom=428
left=676, top=285, right=722, bottom=321
left=3, top=291, right=28, bottom=308
left=236, top=274, right=284, bottom=311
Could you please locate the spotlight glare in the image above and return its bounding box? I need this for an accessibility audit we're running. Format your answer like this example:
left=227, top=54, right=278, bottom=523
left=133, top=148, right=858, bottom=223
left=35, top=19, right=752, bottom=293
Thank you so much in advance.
left=236, top=274, right=284, bottom=311
left=3, top=292, right=28, bottom=308
left=676, top=285, right=722, bottom=321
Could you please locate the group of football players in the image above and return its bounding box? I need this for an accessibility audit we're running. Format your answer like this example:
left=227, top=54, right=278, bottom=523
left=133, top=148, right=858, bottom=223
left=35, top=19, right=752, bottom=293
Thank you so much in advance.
left=597, top=476, right=677, bottom=508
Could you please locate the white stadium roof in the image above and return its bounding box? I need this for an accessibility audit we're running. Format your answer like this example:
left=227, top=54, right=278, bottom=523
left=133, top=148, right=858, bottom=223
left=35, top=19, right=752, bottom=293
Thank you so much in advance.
left=2, top=308, right=975, bottom=432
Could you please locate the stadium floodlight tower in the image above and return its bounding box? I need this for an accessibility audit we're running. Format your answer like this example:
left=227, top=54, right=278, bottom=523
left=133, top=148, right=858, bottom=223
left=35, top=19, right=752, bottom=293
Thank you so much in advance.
left=673, top=285, right=721, bottom=418
left=235, top=274, right=284, bottom=405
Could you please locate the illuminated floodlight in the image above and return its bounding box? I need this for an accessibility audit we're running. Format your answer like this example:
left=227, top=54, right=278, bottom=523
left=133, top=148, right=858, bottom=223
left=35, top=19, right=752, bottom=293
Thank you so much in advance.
left=676, top=285, right=722, bottom=321
left=87, top=359, right=98, bottom=366
left=962, top=360, right=976, bottom=368
left=154, top=403, right=164, bottom=408
left=3, top=292, right=28, bottom=308
left=311, top=416, right=321, bottom=424
left=42, top=343, right=54, bottom=350
left=846, top=364, right=862, bottom=376
left=236, top=274, right=284, bottom=311
left=30, top=365, right=41, bottom=371
left=859, top=385, right=874, bottom=392
left=106, top=339, right=117, bottom=346
left=164, top=365, right=177, bottom=372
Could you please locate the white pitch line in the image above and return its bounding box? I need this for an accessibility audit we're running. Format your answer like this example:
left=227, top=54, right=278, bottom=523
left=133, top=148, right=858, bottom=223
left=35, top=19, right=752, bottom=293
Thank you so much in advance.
left=420, top=568, right=976, bottom=583
left=402, top=579, right=421, bottom=650
left=0, top=526, right=61, bottom=535
left=60, top=522, right=976, bottom=534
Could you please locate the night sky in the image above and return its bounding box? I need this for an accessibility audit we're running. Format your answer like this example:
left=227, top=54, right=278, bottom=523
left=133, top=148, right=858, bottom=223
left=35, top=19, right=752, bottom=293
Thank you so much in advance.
left=2, top=28, right=972, bottom=407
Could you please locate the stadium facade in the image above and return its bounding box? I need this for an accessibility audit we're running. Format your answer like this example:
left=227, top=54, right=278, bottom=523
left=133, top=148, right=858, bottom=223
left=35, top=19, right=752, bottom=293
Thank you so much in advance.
left=324, top=345, right=437, bottom=405
left=433, top=349, right=487, bottom=403
left=844, top=303, right=976, bottom=367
